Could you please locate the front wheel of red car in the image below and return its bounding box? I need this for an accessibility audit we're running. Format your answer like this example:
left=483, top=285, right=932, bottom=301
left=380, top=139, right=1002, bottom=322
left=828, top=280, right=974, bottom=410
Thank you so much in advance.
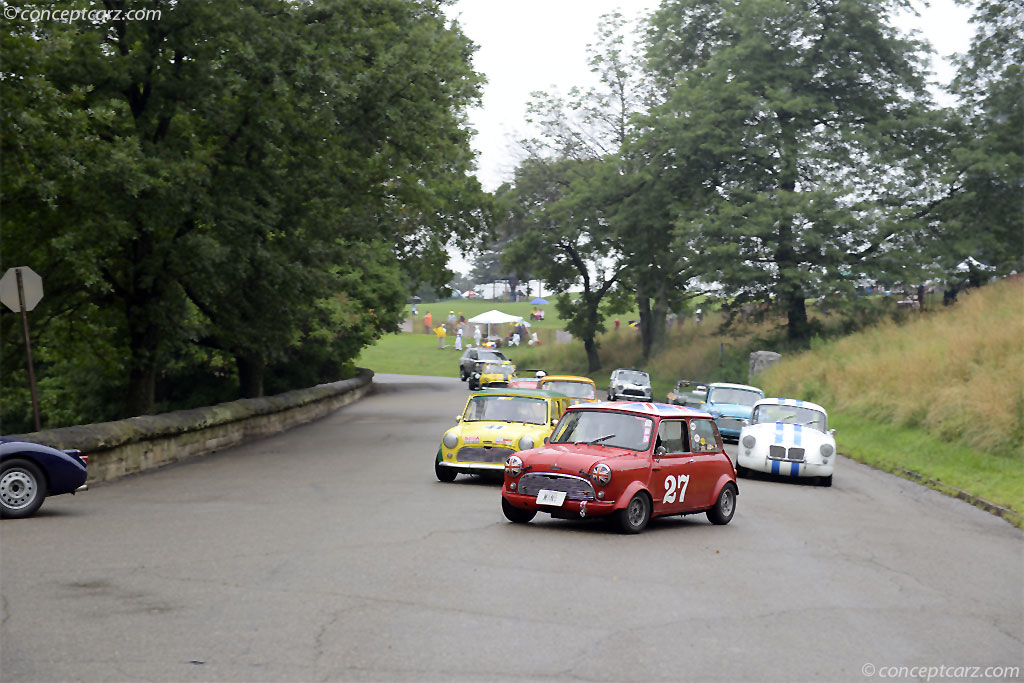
left=502, top=497, right=536, bottom=524
left=614, top=492, right=651, bottom=534
left=706, top=483, right=737, bottom=525
left=0, top=458, right=46, bottom=519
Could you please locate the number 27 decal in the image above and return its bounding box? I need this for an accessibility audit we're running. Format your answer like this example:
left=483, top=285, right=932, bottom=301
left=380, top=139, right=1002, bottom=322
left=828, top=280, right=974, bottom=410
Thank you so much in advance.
left=663, top=474, right=690, bottom=504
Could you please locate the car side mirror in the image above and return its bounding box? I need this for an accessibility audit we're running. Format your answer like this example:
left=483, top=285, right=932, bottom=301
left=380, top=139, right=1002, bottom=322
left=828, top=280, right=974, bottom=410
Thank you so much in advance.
left=654, top=445, right=666, bottom=458
left=543, top=436, right=550, bottom=444
left=829, top=429, right=836, bottom=436
left=455, top=415, right=462, bottom=422
left=550, top=419, right=558, bottom=426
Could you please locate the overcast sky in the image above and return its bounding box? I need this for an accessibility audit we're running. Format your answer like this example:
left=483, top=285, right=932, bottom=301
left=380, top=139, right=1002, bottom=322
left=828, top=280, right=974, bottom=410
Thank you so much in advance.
left=443, top=0, right=975, bottom=274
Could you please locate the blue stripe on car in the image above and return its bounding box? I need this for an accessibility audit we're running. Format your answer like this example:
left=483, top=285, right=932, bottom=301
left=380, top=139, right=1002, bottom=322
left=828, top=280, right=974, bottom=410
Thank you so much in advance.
left=771, top=460, right=780, bottom=475
left=794, top=423, right=802, bottom=447
left=775, top=422, right=784, bottom=444
left=791, top=462, right=800, bottom=476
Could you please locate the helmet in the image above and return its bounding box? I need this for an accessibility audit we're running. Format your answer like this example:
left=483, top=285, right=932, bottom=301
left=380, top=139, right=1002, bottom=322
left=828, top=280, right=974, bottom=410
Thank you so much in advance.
left=536, top=371, right=546, bottom=378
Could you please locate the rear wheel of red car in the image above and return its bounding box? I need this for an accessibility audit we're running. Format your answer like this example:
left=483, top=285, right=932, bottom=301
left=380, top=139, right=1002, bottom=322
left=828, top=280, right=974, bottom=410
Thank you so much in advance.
left=0, top=458, right=46, bottom=519
left=502, top=497, right=536, bottom=524
left=434, top=454, right=457, bottom=482
left=706, top=483, right=737, bottom=525
left=614, top=492, right=651, bottom=534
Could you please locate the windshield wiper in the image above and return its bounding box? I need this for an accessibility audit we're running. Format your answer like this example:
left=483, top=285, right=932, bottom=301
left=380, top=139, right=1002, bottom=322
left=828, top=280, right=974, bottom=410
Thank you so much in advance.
left=587, top=434, right=616, bottom=446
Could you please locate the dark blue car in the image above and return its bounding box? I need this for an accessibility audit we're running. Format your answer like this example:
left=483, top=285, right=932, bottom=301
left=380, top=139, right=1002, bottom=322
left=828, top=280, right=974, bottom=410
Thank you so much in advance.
left=1, top=438, right=88, bottom=518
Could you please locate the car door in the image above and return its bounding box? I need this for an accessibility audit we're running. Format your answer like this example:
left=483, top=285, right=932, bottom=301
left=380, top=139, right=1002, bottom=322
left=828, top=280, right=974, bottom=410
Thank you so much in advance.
left=651, top=418, right=700, bottom=515
left=681, top=418, right=723, bottom=510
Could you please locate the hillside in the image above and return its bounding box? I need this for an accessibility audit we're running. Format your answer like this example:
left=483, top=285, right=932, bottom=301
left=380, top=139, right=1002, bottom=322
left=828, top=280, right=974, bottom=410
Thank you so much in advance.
left=759, top=277, right=1023, bottom=521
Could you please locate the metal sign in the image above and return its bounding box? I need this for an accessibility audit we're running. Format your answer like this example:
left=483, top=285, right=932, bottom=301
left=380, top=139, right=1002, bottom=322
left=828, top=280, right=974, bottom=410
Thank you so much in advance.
left=0, top=266, right=43, bottom=312
left=0, top=266, right=43, bottom=430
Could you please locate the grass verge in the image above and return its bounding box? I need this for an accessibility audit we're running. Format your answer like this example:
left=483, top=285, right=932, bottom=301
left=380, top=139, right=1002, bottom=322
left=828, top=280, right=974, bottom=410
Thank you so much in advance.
left=832, top=412, right=1024, bottom=528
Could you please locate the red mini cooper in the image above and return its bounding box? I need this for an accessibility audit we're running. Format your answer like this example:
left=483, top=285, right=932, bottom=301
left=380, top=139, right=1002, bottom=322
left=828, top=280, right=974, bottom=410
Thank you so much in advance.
left=501, top=402, right=738, bottom=533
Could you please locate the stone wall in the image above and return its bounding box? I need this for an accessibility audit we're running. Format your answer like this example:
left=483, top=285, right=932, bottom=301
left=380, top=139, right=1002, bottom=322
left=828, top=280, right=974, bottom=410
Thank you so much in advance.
left=8, top=369, right=373, bottom=484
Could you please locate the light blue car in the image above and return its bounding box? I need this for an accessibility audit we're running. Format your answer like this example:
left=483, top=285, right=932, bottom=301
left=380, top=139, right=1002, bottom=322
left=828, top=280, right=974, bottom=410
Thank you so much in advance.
left=699, top=383, right=765, bottom=441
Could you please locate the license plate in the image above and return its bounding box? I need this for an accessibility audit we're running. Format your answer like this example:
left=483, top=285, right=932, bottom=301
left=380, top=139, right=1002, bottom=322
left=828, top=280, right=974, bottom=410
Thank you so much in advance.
left=536, top=489, right=566, bottom=506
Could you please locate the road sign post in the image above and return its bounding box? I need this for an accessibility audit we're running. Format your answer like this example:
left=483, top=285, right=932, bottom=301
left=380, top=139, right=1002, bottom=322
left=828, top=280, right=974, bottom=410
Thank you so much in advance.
left=0, top=267, right=43, bottom=431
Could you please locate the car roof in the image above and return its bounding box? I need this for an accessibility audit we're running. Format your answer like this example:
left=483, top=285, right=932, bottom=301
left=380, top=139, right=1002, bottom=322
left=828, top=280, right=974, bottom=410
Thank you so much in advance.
left=614, top=368, right=648, bottom=374
left=708, top=382, right=763, bottom=391
left=540, top=375, right=596, bottom=385
left=567, top=401, right=712, bottom=419
left=473, top=387, right=568, bottom=399
left=754, top=397, right=827, bottom=414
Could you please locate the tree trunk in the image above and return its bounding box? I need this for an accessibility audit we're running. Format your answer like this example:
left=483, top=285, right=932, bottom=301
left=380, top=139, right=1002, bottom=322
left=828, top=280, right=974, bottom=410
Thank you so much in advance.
left=637, top=290, right=653, bottom=359
left=125, top=314, right=159, bottom=416
left=237, top=353, right=265, bottom=398
left=649, top=280, right=669, bottom=357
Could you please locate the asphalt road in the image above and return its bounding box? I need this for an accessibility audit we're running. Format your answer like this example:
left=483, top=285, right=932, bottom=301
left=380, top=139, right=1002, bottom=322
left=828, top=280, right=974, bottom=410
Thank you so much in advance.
left=1, top=374, right=1021, bottom=682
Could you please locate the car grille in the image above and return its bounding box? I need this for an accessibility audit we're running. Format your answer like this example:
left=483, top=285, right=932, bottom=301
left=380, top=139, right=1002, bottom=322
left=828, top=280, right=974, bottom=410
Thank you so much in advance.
left=518, top=473, right=596, bottom=501
left=716, top=418, right=745, bottom=431
left=621, top=389, right=648, bottom=398
left=457, top=446, right=513, bottom=463
left=769, top=445, right=805, bottom=462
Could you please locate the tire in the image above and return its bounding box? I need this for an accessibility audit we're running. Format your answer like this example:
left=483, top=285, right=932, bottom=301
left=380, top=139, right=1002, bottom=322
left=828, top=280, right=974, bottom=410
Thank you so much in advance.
left=434, top=455, right=457, bottom=482
left=0, top=458, right=46, bottom=519
left=608, top=392, right=616, bottom=402
left=706, top=483, right=737, bottom=525
left=502, top=497, right=537, bottom=523
left=460, top=368, right=468, bottom=381
left=614, top=492, right=651, bottom=534
left=819, top=475, right=833, bottom=487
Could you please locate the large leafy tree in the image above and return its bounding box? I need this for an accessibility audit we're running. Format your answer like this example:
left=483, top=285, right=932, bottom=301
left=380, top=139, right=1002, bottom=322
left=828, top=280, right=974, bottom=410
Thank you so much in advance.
left=644, top=0, right=934, bottom=343
left=1, top=0, right=486, bottom=427
left=501, top=157, right=626, bottom=372
left=926, top=0, right=1023, bottom=276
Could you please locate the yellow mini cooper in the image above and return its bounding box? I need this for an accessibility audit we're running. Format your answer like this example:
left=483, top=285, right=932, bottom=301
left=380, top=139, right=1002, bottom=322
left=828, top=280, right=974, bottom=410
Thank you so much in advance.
left=538, top=375, right=598, bottom=405
left=468, top=360, right=517, bottom=391
left=435, top=388, right=571, bottom=482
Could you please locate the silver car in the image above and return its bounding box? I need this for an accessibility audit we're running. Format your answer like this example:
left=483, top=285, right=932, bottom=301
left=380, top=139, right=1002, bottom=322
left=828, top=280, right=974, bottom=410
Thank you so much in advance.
left=608, top=368, right=652, bottom=402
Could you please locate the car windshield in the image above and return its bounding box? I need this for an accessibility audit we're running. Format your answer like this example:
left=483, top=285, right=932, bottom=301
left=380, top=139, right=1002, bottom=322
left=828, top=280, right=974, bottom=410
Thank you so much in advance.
left=551, top=410, right=654, bottom=451
left=464, top=396, right=548, bottom=424
left=482, top=363, right=514, bottom=377
left=709, top=387, right=762, bottom=406
left=479, top=351, right=507, bottom=362
left=542, top=381, right=596, bottom=399
left=616, top=371, right=649, bottom=385
left=752, top=404, right=827, bottom=431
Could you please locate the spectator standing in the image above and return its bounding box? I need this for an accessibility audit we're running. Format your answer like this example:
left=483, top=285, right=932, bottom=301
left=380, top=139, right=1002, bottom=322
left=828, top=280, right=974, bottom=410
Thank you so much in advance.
left=423, top=310, right=432, bottom=334
left=434, top=325, right=447, bottom=349
left=447, top=310, right=457, bottom=334
left=455, top=327, right=463, bottom=351
left=473, top=325, right=482, bottom=347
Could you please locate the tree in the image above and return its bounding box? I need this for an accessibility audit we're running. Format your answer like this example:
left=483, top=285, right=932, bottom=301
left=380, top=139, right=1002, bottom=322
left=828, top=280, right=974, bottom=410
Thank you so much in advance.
left=644, top=0, right=935, bottom=343
left=1, top=0, right=487, bottom=428
left=501, top=157, right=626, bottom=371
left=926, top=0, right=1024, bottom=276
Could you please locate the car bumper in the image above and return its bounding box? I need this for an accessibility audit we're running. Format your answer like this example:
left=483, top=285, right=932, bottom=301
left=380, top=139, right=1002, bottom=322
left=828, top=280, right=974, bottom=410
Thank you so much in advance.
left=437, top=461, right=505, bottom=474
left=502, top=491, right=618, bottom=519
left=737, top=451, right=835, bottom=477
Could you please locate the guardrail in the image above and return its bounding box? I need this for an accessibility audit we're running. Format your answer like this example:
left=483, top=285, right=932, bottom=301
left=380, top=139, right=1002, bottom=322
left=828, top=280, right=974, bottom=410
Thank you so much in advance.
left=7, top=369, right=374, bottom=484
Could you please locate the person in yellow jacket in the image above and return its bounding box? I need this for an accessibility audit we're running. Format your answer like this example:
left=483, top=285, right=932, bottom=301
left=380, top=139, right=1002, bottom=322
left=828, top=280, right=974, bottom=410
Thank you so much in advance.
left=434, top=325, right=447, bottom=349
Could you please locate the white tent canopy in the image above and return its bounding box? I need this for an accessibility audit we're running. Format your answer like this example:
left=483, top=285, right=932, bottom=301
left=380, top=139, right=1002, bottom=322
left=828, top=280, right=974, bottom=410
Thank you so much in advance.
left=466, top=309, right=531, bottom=341
left=467, top=309, right=530, bottom=326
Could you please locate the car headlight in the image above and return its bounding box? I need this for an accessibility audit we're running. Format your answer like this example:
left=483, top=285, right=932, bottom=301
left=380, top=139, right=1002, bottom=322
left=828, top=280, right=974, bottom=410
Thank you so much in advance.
left=505, top=455, right=523, bottom=477
left=742, top=434, right=756, bottom=449
left=820, top=443, right=834, bottom=457
left=518, top=435, right=534, bottom=451
left=590, top=463, right=612, bottom=486
left=443, top=431, right=458, bottom=449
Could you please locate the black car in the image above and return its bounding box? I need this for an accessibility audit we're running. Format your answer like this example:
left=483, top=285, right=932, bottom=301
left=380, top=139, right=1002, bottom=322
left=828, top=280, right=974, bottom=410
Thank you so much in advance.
left=458, top=347, right=509, bottom=381
left=1, top=438, right=88, bottom=518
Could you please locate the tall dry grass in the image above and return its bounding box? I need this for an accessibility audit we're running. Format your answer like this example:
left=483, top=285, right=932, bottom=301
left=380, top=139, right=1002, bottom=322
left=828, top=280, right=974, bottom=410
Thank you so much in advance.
left=759, top=277, right=1024, bottom=457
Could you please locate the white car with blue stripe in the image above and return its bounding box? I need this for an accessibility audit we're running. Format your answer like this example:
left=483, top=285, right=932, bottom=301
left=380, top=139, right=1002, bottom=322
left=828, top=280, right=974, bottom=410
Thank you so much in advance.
left=736, top=398, right=836, bottom=487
